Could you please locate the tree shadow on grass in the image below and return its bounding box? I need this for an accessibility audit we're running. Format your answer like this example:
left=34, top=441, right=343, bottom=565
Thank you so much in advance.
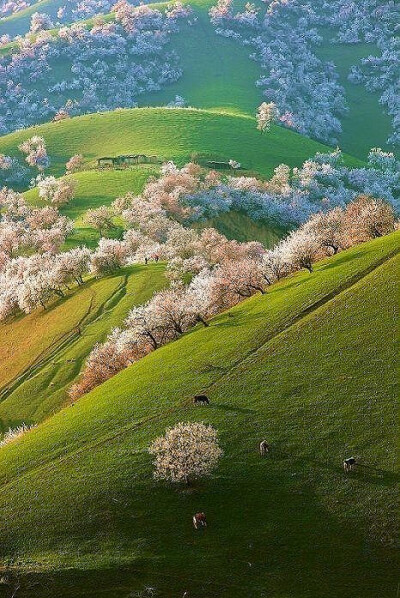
left=10, top=470, right=399, bottom=598
left=318, top=250, right=364, bottom=271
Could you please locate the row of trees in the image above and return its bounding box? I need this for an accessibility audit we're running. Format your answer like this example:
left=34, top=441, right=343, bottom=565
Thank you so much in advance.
left=69, top=193, right=396, bottom=399
left=0, top=1, right=193, bottom=134
left=107, top=151, right=400, bottom=229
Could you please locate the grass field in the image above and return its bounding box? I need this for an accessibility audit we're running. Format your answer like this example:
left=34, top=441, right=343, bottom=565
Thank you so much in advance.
left=0, top=263, right=166, bottom=429
left=0, top=232, right=397, bottom=597
left=316, top=35, right=393, bottom=159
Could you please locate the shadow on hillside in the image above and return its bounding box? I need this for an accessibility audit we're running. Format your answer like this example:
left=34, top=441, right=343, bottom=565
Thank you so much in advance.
left=318, top=251, right=364, bottom=271
left=211, top=403, right=255, bottom=414
left=6, top=470, right=398, bottom=598
left=296, top=454, right=400, bottom=488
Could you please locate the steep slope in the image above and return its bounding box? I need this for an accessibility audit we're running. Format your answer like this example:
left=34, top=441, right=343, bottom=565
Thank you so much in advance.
left=0, top=232, right=398, bottom=597
left=0, top=263, right=166, bottom=428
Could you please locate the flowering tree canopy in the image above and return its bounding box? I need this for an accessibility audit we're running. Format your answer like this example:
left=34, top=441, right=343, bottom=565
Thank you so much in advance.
left=149, top=422, right=223, bottom=484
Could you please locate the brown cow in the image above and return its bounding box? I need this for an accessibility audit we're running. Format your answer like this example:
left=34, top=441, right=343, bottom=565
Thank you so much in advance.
left=193, top=512, right=207, bottom=529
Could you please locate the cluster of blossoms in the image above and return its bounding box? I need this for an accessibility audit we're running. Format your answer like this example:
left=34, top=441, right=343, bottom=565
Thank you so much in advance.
left=316, top=0, right=399, bottom=147
left=0, top=188, right=73, bottom=271
left=0, top=247, right=91, bottom=318
left=149, top=422, right=223, bottom=485
left=69, top=163, right=397, bottom=399
left=37, top=175, right=76, bottom=206
left=0, top=136, right=51, bottom=188
left=209, top=0, right=347, bottom=144
left=113, top=150, right=400, bottom=230
left=0, top=1, right=192, bottom=134
left=18, top=136, right=50, bottom=171
left=0, top=0, right=30, bottom=18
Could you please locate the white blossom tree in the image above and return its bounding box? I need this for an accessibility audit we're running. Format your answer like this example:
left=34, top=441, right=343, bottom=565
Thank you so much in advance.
left=149, top=422, right=223, bottom=485
left=256, top=102, right=279, bottom=133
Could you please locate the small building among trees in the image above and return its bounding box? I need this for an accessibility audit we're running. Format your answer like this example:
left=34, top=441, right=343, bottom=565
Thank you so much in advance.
left=97, top=154, right=160, bottom=169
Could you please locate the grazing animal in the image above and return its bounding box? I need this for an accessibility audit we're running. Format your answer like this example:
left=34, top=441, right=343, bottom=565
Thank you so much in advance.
left=343, top=457, right=357, bottom=472
left=193, top=394, right=210, bottom=405
left=193, top=512, right=207, bottom=529
left=259, top=440, right=270, bottom=456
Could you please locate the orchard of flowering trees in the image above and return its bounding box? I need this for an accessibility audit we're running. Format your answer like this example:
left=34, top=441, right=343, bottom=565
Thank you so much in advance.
left=209, top=0, right=399, bottom=147
left=0, top=1, right=193, bottom=134
left=68, top=177, right=397, bottom=399
left=322, top=0, right=399, bottom=147
left=1, top=147, right=398, bottom=324
left=113, top=149, right=400, bottom=229
left=1, top=144, right=398, bottom=393
left=210, top=0, right=347, bottom=144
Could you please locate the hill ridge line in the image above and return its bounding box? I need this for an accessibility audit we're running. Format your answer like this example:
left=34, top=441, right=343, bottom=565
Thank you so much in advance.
left=0, top=244, right=397, bottom=493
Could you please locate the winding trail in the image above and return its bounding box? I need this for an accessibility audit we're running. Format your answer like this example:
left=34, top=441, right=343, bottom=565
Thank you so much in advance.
left=0, top=275, right=128, bottom=406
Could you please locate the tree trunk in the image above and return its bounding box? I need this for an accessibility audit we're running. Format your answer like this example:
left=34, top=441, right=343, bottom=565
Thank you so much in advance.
left=197, top=314, right=209, bottom=327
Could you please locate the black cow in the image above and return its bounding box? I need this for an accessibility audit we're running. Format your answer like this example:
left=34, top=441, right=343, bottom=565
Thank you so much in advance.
left=343, top=457, right=357, bottom=472
left=193, top=395, right=210, bottom=405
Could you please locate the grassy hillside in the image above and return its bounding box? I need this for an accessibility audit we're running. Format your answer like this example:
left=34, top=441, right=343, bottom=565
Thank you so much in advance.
left=0, top=263, right=166, bottom=429
left=0, top=232, right=398, bottom=597
left=316, top=37, right=393, bottom=159
left=0, top=107, right=356, bottom=179
left=24, top=168, right=160, bottom=249
left=1, top=106, right=360, bottom=248
left=2, top=106, right=344, bottom=249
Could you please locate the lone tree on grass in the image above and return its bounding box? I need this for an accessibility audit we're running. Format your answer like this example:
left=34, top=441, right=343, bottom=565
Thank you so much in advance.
left=149, top=422, right=222, bottom=486
left=256, top=102, right=279, bottom=133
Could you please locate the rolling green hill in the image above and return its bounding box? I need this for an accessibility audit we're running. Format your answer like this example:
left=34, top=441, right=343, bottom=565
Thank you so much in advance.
left=0, top=263, right=166, bottom=429
left=0, top=232, right=398, bottom=597
left=24, top=166, right=283, bottom=249
left=0, top=107, right=356, bottom=179
left=7, top=106, right=345, bottom=247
